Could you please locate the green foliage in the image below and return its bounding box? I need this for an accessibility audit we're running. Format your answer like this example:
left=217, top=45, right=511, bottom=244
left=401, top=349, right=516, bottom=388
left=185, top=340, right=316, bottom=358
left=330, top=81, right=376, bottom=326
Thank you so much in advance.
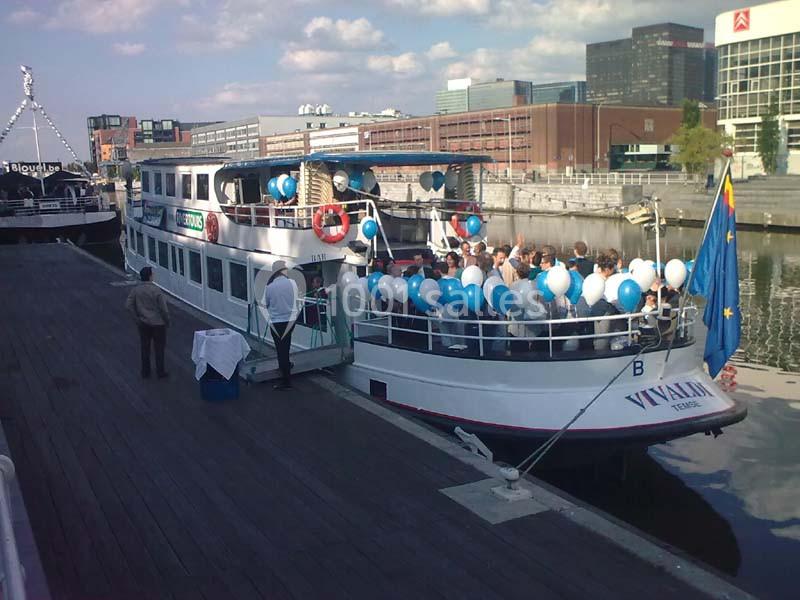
left=668, top=126, right=733, bottom=175
left=758, top=95, right=780, bottom=174
left=681, top=99, right=701, bottom=129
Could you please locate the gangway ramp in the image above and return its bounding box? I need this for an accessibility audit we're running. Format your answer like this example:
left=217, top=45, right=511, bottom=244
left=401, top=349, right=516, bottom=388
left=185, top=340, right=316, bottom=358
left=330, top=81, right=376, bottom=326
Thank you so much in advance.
left=241, top=343, right=351, bottom=382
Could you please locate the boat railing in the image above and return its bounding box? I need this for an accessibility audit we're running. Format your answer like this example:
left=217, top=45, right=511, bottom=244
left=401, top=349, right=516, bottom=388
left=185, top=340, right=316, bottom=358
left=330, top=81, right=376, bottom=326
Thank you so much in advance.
left=352, top=305, right=697, bottom=359
left=0, top=195, right=108, bottom=217
left=216, top=198, right=376, bottom=231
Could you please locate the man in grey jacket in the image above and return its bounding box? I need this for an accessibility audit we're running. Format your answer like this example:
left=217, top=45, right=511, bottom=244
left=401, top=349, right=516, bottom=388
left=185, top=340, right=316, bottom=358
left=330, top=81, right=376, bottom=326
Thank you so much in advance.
left=125, top=266, right=170, bottom=378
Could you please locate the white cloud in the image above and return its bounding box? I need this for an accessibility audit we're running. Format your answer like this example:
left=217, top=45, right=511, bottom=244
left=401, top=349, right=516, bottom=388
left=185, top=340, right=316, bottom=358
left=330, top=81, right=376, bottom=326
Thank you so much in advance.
left=367, top=52, right=423, bottom=77
left=426, top=41, right=457, bottom=61
left=279, top=48, right=347, bottom=72
left=7, top=9, right=40, bottom=24
left=387, top=0, right=489, bottom=16
left=178, top=0, right=277, bottom=52
left=47, top=0, right=163, bottom=33
left=303, top=16, right=384, bottom=49
left=198, top=82, right=282, bottom=109
left=113, top=42, right=146, bottom=56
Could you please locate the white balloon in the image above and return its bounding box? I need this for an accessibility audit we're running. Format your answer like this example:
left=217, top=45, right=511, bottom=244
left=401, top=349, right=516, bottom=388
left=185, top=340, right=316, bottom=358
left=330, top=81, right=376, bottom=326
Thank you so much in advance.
left=604, top=272, right=630, bottom=303
left=482, top=275, right=503, bottom=302
left=377, top=275, right=394, bottom=301
left=333, top=170, right=350, bottom=193
left=277, top=174, right=289, bottom=193
left=419, top=278, right=441, bottom=306
left=338, top=270, right=357, bottom=289
left=362, top=170, right=377, bottom=193
left=391, top=277, right=408, bottom=303
left=664, top=259, right=688, bottom=289
left=444, top=169, right=458, bottom=190
left=460, top=265, right=484, bottom=287
left=419, top=171, right=433, bottom=192
left=628, top=257, right=645, bottom=273
left=582, top=273, right=606, bottom=307
left=546, top=266, right=571, bottom=297
left=631, top=264, right=656, bottom=291
left=513, top=280, right=536, bottom=309
left=644, top=259, right=656, bottom=269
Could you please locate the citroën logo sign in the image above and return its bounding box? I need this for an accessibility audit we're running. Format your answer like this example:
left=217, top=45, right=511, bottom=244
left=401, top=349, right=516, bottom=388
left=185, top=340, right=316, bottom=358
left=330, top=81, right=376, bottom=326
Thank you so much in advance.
left=733, top=9, right=750, bottom=32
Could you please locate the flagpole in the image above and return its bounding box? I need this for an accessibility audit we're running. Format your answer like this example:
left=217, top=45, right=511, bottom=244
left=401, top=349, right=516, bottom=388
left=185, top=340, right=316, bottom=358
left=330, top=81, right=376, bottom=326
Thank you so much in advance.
left=659, top=156, right=732, bottom=378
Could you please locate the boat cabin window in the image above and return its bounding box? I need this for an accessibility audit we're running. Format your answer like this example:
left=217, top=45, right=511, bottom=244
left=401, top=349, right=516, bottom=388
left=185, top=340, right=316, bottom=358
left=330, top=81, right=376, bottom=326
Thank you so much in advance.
left=154, top=172, right=163, bottom=196
left=141, top=171, right=150, bottom=193
left=176, top=247, right=185, bottom=276
left=147, top=236, right=156, bottom=264
left=157, top=241, right=169, bottom=268
left=165, top=173, right=176, bottom=198
left=206, top=256, right=223, bottom=292
left=170, top=245, right=178, bottom=273
left=229, top=262, right=248, bottom=301
left=197, top=174, right=209, bottom=200
left=136, top=231, right=144, bottom=256
left=181, top=174, right=192, bottom=200
left=127, top=226, right=134, bottom=250
left=189, top=250, right=202, bottom=284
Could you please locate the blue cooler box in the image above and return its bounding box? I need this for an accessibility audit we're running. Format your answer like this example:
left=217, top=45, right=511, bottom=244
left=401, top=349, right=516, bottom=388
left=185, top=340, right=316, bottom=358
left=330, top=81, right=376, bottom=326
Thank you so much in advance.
left=200, top=365, right=240, bottom=402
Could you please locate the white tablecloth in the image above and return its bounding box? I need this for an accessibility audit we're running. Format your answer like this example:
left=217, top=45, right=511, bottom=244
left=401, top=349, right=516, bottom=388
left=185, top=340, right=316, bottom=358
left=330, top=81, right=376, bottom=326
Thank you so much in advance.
left=191, top=328, right=251, bottom=381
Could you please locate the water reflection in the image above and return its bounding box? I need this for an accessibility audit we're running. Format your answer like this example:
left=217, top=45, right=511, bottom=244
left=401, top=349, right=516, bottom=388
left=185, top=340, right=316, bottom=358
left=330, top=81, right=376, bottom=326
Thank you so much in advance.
left=488, top=215, right=800, bottom=373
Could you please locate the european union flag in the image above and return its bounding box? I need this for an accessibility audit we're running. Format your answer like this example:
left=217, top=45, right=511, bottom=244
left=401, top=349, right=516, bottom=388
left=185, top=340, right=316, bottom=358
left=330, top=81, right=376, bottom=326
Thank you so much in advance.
left=689, top=163, right=740, bottom=378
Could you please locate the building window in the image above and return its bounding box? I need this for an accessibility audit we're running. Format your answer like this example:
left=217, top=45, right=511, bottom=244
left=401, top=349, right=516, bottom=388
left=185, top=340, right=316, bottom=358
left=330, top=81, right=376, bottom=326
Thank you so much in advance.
left=154, top=172, right=162, bottom=195
left=319, top=123, right=326, bottom=129
left=197, top=174, right=209, bottom=200
left=147, top=235, right=157, bottom=263
left=189, top=250, right=202, bottom=284
left=644, top=119, right=654, bottom=133
left=158, top=240, right=169, bottom=268
left=229, top=262, right=248, bottom=301
left=136, top=231, right=144, bottom=256
left=787, top=124, right=800, bottom=150
left=141, top=171, right=150, bottom=193
left=181, top=174, right=192, bottom=199
left=165, top=173, right=176, bottom=197
left=207, top=256, right=223, bottom=292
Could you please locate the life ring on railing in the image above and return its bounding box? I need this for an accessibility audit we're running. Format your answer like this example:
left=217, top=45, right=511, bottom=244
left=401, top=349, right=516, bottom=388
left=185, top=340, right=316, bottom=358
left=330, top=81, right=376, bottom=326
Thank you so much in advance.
left=313, top=204, right=350, bottom=244
left=449, top=201, right=482, bottom=238
left=205, top=212, right=219, bottom=243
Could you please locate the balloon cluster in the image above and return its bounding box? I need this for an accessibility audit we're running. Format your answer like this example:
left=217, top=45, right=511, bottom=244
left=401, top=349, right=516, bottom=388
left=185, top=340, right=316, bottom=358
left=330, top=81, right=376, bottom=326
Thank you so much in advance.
left=333, top=169, right=378, bottom=194
left=419, top=168, right=458, bottom=192
left=267, top=174, right=297, bottom=202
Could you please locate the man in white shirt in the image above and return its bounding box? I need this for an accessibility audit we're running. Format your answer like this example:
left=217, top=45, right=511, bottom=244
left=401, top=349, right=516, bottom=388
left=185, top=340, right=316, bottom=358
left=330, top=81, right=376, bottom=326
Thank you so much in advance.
left=263, top=261, right=298, bottom=390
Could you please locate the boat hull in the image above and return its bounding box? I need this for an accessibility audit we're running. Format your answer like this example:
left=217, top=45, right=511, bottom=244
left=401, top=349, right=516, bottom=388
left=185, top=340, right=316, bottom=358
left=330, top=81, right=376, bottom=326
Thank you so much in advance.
left=0, top=211, right=121, bottom=245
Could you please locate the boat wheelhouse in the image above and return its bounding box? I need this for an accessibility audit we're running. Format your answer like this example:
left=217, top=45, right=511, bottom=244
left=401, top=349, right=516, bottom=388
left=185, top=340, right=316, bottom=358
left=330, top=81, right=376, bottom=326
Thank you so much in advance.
left=123, top=151, right=746, bottom=463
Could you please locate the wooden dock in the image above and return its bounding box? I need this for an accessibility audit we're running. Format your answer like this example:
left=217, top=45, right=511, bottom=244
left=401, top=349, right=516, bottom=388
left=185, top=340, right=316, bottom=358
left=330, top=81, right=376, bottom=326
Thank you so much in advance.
left=0, top=243, right=749, bottom=599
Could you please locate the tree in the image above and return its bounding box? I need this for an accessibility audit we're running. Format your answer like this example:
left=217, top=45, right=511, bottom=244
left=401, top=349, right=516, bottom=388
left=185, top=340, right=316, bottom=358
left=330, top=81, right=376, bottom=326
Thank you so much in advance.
left=681, top=99, right=701, bottom=129
left=757, top=95, right=780, bottom=174
left=668, top=126, right=733, bottom=175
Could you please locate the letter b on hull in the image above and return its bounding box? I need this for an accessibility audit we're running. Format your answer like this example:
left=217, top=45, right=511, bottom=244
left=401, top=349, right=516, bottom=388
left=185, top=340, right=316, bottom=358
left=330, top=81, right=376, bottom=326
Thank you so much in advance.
left=633, top=360, right=644, bottom=377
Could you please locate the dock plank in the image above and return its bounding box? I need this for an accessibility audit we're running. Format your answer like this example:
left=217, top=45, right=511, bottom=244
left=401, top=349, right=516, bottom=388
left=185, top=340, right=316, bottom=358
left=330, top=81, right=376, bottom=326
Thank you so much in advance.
left=0, top=244, right=721, bottom=600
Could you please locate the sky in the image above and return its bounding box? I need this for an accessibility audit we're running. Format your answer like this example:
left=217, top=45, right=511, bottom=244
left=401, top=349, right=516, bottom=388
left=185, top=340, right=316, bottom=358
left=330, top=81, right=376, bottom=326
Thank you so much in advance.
left=0, top=0, right=752, bottom=163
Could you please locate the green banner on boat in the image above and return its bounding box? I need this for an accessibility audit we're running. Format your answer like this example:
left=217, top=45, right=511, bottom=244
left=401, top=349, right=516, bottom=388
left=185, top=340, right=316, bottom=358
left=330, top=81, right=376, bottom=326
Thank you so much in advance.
left=176, top=208, right=204, bottom=232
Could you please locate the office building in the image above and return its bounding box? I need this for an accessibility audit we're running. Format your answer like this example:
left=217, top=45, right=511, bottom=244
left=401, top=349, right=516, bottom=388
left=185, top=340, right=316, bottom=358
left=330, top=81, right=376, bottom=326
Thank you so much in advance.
left=87, top=114, right=129, bottom=162
left=530, top=81, right=587, bottom=104
left=587, top=23, right=716, bottom=105
left=716, top=0, right=800, bottom=175
left=468, top=79, right=533, bottom=111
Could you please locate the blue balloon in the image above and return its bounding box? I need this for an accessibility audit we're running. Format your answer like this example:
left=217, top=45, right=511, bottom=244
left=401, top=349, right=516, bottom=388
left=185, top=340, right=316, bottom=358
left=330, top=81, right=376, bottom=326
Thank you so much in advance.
left=349, top=171, right=363, bottom=191
left=618, top=279, right=642, bottom=313
left=361, top=218, right=378, bottom=240
left=464, top=283, right=484, bottom=314
left=407, top=274, right=424, bottom=301
left=439, top=278, right=464, bottom=305
left=281, top=176, right=297, bottom=199
left=367, top=271, right=383, bottom=294
left=432, top=171, right=445, bottom=191
left=567, top=270, right=584, bottom=305
left=491, top=284, right=513, bottom=315
left=535, top=271, right=555, bottom=302
left=465, top=215, right=482, bottom=237
left=267, top=177, right=282, bottom=201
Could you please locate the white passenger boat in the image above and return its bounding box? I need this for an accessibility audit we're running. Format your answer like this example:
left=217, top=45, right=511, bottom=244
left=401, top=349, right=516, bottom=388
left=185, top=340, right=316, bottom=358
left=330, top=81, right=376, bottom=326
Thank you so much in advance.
left=123, top=151, right=745, bottom=462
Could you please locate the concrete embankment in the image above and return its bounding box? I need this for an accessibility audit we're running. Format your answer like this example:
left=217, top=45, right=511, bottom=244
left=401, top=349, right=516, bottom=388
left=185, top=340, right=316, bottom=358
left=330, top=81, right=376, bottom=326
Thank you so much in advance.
left=379, top=178, right=800, bottom=231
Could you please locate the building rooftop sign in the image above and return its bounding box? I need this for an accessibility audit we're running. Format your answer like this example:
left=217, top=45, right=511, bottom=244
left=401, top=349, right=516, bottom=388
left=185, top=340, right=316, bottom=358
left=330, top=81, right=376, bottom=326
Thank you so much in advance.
left=716, top=0, right=800, bottom=45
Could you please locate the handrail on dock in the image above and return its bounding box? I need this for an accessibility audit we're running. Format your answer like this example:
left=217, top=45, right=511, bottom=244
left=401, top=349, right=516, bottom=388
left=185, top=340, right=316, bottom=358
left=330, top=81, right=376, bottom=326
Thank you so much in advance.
left=0, top=455, right=26, bottom=600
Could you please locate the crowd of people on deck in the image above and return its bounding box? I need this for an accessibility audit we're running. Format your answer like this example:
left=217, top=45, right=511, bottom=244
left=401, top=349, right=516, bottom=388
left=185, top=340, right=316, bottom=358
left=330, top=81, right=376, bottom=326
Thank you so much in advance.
left=366, top=234, right=685, bottom=354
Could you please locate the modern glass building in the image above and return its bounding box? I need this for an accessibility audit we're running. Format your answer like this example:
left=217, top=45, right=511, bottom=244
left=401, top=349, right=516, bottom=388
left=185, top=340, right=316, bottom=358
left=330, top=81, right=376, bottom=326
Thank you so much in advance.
left=467, top=80, right=533, bottom=111
left=435, top=89, right=469, bottom=114
left=716, top=0, right=800, bottom=175
left=530, top=81, right=587, bottom=104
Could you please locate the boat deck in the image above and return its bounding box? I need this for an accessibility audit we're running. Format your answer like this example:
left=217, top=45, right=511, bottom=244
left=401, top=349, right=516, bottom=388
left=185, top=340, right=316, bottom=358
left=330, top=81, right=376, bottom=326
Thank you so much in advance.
left=0, top=243, right=747, bottom=599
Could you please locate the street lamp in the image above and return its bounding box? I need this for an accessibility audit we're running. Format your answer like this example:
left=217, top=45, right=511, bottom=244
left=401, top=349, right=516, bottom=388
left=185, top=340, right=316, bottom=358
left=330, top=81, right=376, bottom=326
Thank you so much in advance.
left=595, top=100, right=607, bottom=172
left=492, top=117, right=512, bottom=181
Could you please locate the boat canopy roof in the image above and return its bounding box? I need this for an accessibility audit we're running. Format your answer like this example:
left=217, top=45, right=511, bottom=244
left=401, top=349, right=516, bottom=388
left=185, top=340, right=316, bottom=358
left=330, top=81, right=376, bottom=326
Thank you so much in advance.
left=220, top=151, right=493, bottom=173
left=140, top=157, right=230, bottom=167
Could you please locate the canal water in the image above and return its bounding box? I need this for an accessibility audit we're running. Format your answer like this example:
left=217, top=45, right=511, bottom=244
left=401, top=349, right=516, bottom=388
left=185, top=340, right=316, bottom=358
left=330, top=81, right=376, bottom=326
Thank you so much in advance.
left=487, top=213, right=799, bottom=599
left=92, top=212, right=797, bottom=598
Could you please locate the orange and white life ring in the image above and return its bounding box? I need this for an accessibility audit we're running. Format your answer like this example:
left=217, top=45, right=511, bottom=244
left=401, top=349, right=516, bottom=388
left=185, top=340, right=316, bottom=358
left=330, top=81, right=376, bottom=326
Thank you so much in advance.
left=449, top=202, right=481, bottom=238
left=313, top=204, right=350, bottom=244
left=205, top=212, right=219, bottom=243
